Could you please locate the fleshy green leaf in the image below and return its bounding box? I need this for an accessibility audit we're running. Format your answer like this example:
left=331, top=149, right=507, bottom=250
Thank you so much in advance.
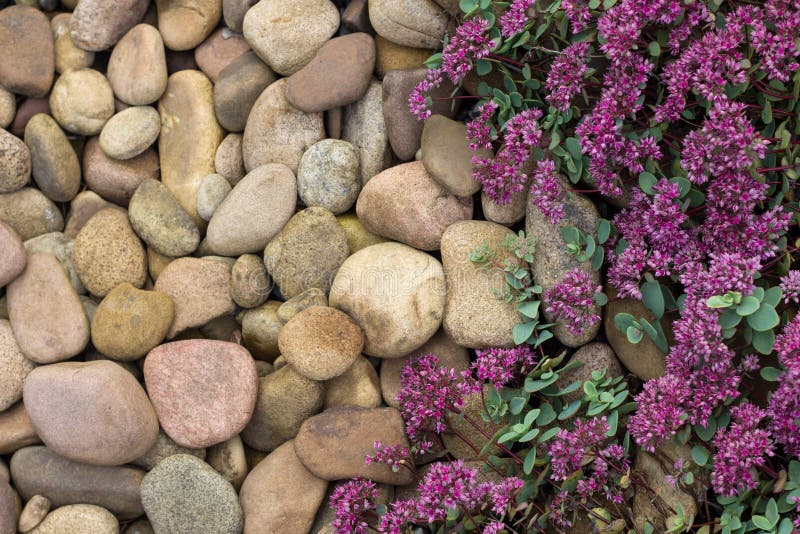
left=523, top=447, right=537, bottom=474
left=639, top=172, right=657, bottom=195
left=626, top=326, right=643, bottom=344
left=560, top=226, right=580, bottom=244
left=597, top=219, right=611, bottom=244
left=694, top=420, right=717, bottom=442
left=558, top=400, right=581, bottom=420
left=691, top=445, right=710, bottom=466
left=747, top=303, right=780, bottom=331
left=752, top=515, right=775, bottom=531
left=735, top=295, right=760, bottom=316
left=753, top=329, right=776, bottom=355
left=760, top=366, right=782, bottom=382
left=641, top=281, right=665, bottom=319
left=614, top=312, right=636, bottom=332
left=706, top=295, right=732, bottom=308
left=536, top=403, right=557, bottom=426
left=764, top=286, right=783, bottom=307
left=518, top=300, right=541, bottom=319
left=513, top=322, right=536, bottom=345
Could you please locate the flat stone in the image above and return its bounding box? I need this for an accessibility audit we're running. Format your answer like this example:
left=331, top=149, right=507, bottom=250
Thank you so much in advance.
left=206, top=163, right=297, bottom=256
left=0, top=7, right=54, bottom=97
left=99, top=106, right=161, bottom=160
left=242, top=79, right=324, bottom=173
left=0, top=128, right=31, bottom=194
left=132, top=430, right=206, bottom=471
left=231, top=254, right=271, bottom=309
left=356, top=161, right=473, bottom=250
left=73, top=208, right=147, bottom=297
left=0, top=403, right=40, bottom=455
left=297, top=139, right=360, bottom=215
left=0, top=320, right=34, bottom=412
left=369, top=0, right=448, bottom=48
left=144, top=340, right=258, bottom=448
left=330, top=242, right=445, bottom=358
left=49, top=68, right=114, bottom=136
left=374, top=35, right=432, bottom=77
left=153, top=257, right=235, bottom=338
left=213, top=52, right=276, bottom=133
left=156, top=0, right=221, bottom=52
left=107, top=24, right=168, bottom=106
left=24, top=113, right=80, bottom=202
left=240, top=300, right=282, bottom=361
left=214, top=134, right=245, bottom=185
left=17, top=493, right=49, bottom=533
left=70, top=0, right=148, bottom=51
left=324, top=355, right=381, bottom=409
left=27, top=504, right=118, bottom=534
left=159, top=70, right=224, bottom=225
left=7, top=253, right=88, bottom=363
left=279, top=306, right=363, bottom=381
left=342, top=80, right=391, bottom=184
left=195, top=28, right=250, bottom=83
left=422, top=114, right=489, bottom=196
left=0, top=188, right=63, bottom=241
left=243, top=0, right=339, bottom=76
left=264, top=207, right=349, bottom=298
left=23, top=360, right=159, bottom=466
left=241, top=365, right=324, bottom=452
left=23, top=232, right=83, bottom=294
left=91, top=283, right=175, bottom=361
left=128, top=179, right=200, bottom=257
left=285, top=33, right=375, bottom=113
left=0, top=222, right=25, bottom=288
left=83, top=137, right=159, bottom=206
left=294, top=406, right=413, bottom=484
left=140, top=455, right=243, bottom=534
left=239, top=441, right=327, bottom=534
left=206, top=435, right=247, bottom=489
left=276, top=288, right=327, bottom=323
left=10, top=446, right=145, bottom=519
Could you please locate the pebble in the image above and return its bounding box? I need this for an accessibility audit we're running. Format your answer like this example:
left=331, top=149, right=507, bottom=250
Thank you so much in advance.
left=297, top=139, right=361, bottom=214
left=124, top=519, right=155, bottom=534
left=356, top=161, right=473, bottom=250
left=140, top=455, right=243, bottom=534
left=213, top=52, right=276, bottom=133
left=369, top=0, right=449, bottom=48
left=91, top=283, right=174, bottom=361
left=17, top=494, right=49, bottom=533
left=324, top=355, right=381, bottom=409
left=294, top=406, right=414, bottom=484
left=153, top=257, right=236, bottom=338
left=10, top=446, right=145, bottom=519
left=23, top=232, right=83, bottom=294
left=23, top=360, right=159, bottom=466
left=53, top=17, right=95, bottom=74
left=336, top=213, right=387, bottom=254
left=144, top=340, right=258, bottom=448
left=27, top=504, right=118, bottom=534
left=132, top=430, right=206, bottom=472
left=0, top=483, right=18, bottom=534
left=9, top=98, right=49, bottom=138
left=23, top=113, right=81, bottom=202
left=99, top=106, right=161, bottom=160
left=240, top=300, right=282, bottom=361
left=0, top=403, right=40, bottom=455
left=342, top=0, right=372, bottom=33
left=276, top=288, right=327, bottom=323
left=422, top=114, right=490, bottom=196
left=155, top=0, right=222, bottom=52
left=64, top=192, right=116, bottom=239
left=526, top=180, right=601, bottom=346
left=0, top=127, right=31, bottom=194
left=482, top=187, right=528, bottom=226
left=128, top=179, right=200, bottom=257
left=49, top=68, right=115, bottom=136
left=0, top=188, right=63, bottom=241
left=380, top=330, right=469, bottom=407
left=330, top=242, right=445, bottom=358
left=242, top=79, right=325, bottom=173
left=197, top=174, right=231, bottom=222
left=214, top=134, right=245, bottom=185
left=6, top=253, right=89, bottom=363
left=206, top=435, right=248, bottom=489
left=0, top=320, right=35, bottom=412
left=263, top=207, right=350, bottom=298
left=239, top=441, right=327, bottom=534
left=230, top=254, right=271, bottom=308
left=83, top=138, right=159, bottom=206
left=0, top=87, right=14, bottom=129
left=0, top=222, right=26, bottom=288
left=279, top=305, right=363, bottom=380
left=0, top=7, right=54, bottom=97
left=604, top=289, right=667, bottom=380
left=243, top=0, right=340, bottom=76
left=223, top=0, right=257, bottom=32
left=374, top=35, right=433, bottom=77
left=195, top=28, right=250, bottom=82
left=72, top=208, right=147, bottom=297
left=285, top=33, right=375, bottom=113
left=633, top=443, right=698, bottom=532
left=342, top=80, right=391, bottom=184
left=107, top=24, right=168, bottom=106
left=206, top=163, right=296, bottom=256
left=241, top=364, right=324, bottom=452
left=554, top=343, right=624, bottom=403
left=69, top=0, right=148, bottom=51
left=441, top=221, right=521, bottom=348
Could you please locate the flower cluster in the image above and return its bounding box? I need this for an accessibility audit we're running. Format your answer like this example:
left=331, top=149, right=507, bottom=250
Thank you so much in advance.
left=499, top=0, right=533, bottom=37
left=769, top=315, right=800, bottom=458
left=472, top=345, right=538, bottom=388
left=780, top=271, right=800, bottom=305
left=365, top=442, right=411, bottom=473
left=543, top=269, right=602, bottom=336
left=529, top=159, right=565, bottom=224
left=544, top=42, right=591, bottom=112
left=330, top=478, right=379, bottom=534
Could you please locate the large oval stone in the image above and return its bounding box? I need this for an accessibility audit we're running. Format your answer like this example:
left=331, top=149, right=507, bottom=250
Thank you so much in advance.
left=128, top=179, right=200, bottom=257
left=23, top=360, right=159, bottom=466
left=155, top=0, right=222, bottom=52
left=0, top=188, right=63, bottom=241
left=10, top=446, right=145, bottom=519
left=329, top=242, right=445, bottom=358
left=144, top=340, right=258, bottom=448
left=24, top=113, right=81, bottom=202
left=28, top=504, right=118, bottom=534
left=0, top=6, right=54, bottom=97
left=213, top=52, right=276, bottom=133
left=49, top=68, right=115, bottom=136
left=0, top=319, right=34, bottom=412
left=356, top=161, right=472, bottom=250
left=70, top=0, right=148, bottom=51
left=368, top=0, right=449, bottom=48
left=0, top=128, right=31, bottom=194
left=82, top=137, right=159, bottom=207
left=7, top=253, right=89, bottom=364
left=342, top=80, right=390, bottom=184
left=107, top=24, right=168, bottom=106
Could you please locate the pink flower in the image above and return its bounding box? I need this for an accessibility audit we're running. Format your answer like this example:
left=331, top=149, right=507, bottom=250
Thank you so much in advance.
left=330, top=478, right=378, bottom=534
left=472, top=346, right=538, bottom=389
left=544, top=269, right=602, bottom=336
left=780, top=271, right=800, bottom=304
left=545, top=42, right=591, bottom=111
left=712, top=403, right=774, bottom=497
left=365, top=441, right=411, bottom=472
left=529, top=159, right=565, bottom=224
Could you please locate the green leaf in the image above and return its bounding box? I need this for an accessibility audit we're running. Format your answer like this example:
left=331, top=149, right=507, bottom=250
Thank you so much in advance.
left=766, top=498, right=779, bottom=524
left=762, top=100, right=773, bottom=124
left=592, top=246, right=605, bottom=271
left=536, top=403, right=557, bottom=425
left=626, top=326, right=643, bottom=344
left=583, top=381, right=598, bottom=398
left=639, top=172, right=657, bottom=195
left=764, top=286, right=782, bottom=307
left=670, top=176, right=691, bottom=198
left=513, top=322, right=536, bottom=345
left=706, top=295, right=732, bottom=308
left=510, top=396, right=527, bottom=415
left=753, top=329, right=776, bottom=355
left=533, top=329, right=553, bottom=347
left=747, top=303, right=780, bottom=331
left=423, top=52, right=443, bottom=68
left=648, top=41, right=661, bottom=56
left=523, top=447, right=537, bottom=474
left=751, top=515, right=775, bottom=531
left=719, top=309, right=742, bottom=329
left=518, top=428, right=540, bottom=442
left=560, top=226, right=580, bottom=244
left=475, top=58, right=492, bottom=76
left=538, top=426, right=560, bottom=443
left=614, top=312, right=636, bottom=332
left=459, top=0, right=478, bottom=13
left=498, top=431, right=519, bottom=444
left=597, top=219, right=611, bottom=244
left=735, top=295, right=760, bottom=316
left=694, top=420, right=717, bottom=442
left=517, top=300, right=541, bottom=319
left=594, top=291, right=608, bottom=306
left=760, top=366, right=782, bottom=382
left=641, top=281, right=665, bottom=319
left=606, top=410, right=619, bottom=436
left=558, top=400, right=581, bottom=420
left=683, top=471, right=694, bottom=485
left=638, top=317, right=659, bottom=342
left=524, top=374, right=559, bottom=393
left=691, top=445, right=710, bottom=466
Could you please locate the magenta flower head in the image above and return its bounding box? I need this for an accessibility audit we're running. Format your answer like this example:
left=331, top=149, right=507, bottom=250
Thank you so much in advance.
left=712, top=403, right=774, bottom=497
left=472, top=346, right=538, bottom=389
left=544, top=269, right=602, bottom=336
left=330, top=478, right=378, bottom=534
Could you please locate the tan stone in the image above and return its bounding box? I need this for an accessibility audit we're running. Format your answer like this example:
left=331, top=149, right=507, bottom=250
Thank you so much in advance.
left=0, top=188, right=63, bottom=241
left=0, top=403, right=40, bottom=455
left=195, top=28, right=250, bottom=82
left=324, top=355, right=381, bottom=409
left=155, top=0, right=222, bottom=51
left=107, top=24, right=168, bottom=105
left=49, top=69, right=114, bottom=136
left=0, top=7, right=54, bottom=97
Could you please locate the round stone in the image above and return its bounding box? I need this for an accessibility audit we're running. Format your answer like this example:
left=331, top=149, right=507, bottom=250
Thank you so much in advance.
left=0, top=87, right=15, bottom=129
left=329, top=242, right=445, bottom=358
left=132, top=430, right=206, bottom=472
left=213, top=51, right=276, bottom=133
left=82, top=137, right=159, bottom=206
left=231, top=254, right=271, bottom=309
left=23, top=360, right=159, bottom=466
left=99, top=106, right=161, bottom=160
left=69, top=0, right=148, bottom=51
left=0, top=221, right=26, bottom=288
left=240, top=300, right=282, bottom=362
left=278, top=305, right=363, bottom=381
left=196, top=174, right=231, bottom=222
left=91, top=283, right=174, bottom=361
left=155, top=0, right=221, bottom=52
left=0, top=6, right=54, bottom=97
left=342, top=80, right=391, bottom=184
left=214, top=133, right=245, bottom=186
left=128, top=179, right=200, bottom=257
left=144, top=340, right=258, bottom=448
left=369, top=0, right=449, bottom=48
left=23, top=113, right=81, bottom=202
left=107, top=24, right=168, bottom=106
left=49, top=68, right=115, bottom=136
left=0, top=128, right=31, bottom=194
left=0, top=319, right=35, bottom=412
left=297, top=139, right=360, bottom=214
left=27, top=504, right=118, bottom=534
left=73, top=208, right=147, bottom=297
left=324, top=355, right=381, bottom=409
left=0, top=188, right=63, bottom=241
left=140, top=455, right=243, bottom=534
left=17, top=494, right=49, bottom=533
